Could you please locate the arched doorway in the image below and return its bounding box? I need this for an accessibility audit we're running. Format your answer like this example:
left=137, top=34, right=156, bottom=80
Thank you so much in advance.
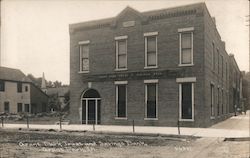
left=81, top=89, right=101, bottom=124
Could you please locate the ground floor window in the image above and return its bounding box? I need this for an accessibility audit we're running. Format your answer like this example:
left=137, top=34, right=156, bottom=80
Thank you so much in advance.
left=116, top=84, right=127, bottom=118
left=222, top=90, right=224, bottom=115
left=17, top=103, right=22, bottom=112
left=25, top=104, right=30, bottom=113
left=217, top=87, right=220, bottom=116
left=210, top=84, right=215, bottom=117
left=145, top=83, right=157, bottom=119
left=4, top=102, right=9, bottom=113
left=180, top=83, right=193, bottom=120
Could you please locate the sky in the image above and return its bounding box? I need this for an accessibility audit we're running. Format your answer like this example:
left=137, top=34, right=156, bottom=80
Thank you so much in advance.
left=1, top=0, right=249, bottom=84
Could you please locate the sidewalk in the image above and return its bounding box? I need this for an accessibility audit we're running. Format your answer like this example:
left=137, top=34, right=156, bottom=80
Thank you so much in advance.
left=1, top=112, right=249, bottom=138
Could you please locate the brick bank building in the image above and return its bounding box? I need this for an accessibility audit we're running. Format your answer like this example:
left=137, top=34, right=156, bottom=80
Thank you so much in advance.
left=69, top=3, right=241, bottom=127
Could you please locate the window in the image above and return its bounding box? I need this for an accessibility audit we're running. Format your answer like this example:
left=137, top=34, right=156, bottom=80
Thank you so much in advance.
left=115, top=36, right=127, bottom=70
left=24, top=104, right=30, bottom=113
left=145, top=80, right=158, bottom=119
left=222, top=89, right=224, bottom=114
left=225, top=62, right=228, bottom=80
left=176, top=77, right=196, bottom=121
left=79, top=41, right=90, bottom=72
left=217, top=49, right=219, bottom=74
left=25, top=86, right=28, bottom=92
left=180, top=83, right=193, bottom=120
left=210, top=84, right=215, bottom=117
left=0, top=80, right=5, bottom=91
left=212, top=43, right=215, bottom=70
left=217, top=87, right=220, bottom=116
left=115, top=83, right=127, bottom=118
left=221, top=55, right=223, bottom=78
left=144, top=32, right=158, bottom=68
left=17, top=82, right=22, bottom=93
left=178, top=27, right=194, bottom=66
left=17, top=103, right=22, bottom=112
left=4, top=102, right=9, bottom=113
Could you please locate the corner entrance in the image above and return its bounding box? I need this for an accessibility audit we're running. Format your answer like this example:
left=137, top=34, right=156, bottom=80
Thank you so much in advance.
left=81, top=89, right=101, bottom=124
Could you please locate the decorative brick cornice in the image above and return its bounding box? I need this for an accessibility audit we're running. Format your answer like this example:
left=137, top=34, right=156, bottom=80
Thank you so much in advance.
left=148, top=9, right=196, bottom=21
left=70, top=4, right=201, bottom=32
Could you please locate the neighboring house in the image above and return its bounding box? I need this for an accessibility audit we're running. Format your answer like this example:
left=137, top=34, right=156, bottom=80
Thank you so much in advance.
left=69, top=3, right=241, bottom=127
left=0, top=67, right=49, bottom=114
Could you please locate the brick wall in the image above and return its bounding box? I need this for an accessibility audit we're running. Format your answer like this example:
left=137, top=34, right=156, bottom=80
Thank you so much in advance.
left=69, top=3, right=238, bottom=127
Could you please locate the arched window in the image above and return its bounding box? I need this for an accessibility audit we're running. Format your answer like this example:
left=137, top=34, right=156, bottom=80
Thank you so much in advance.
left=82, top=89, right=100, bottom=98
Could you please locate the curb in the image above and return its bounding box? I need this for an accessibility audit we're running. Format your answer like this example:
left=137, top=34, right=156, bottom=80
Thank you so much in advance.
left=224, top=137, right=250, bottom=141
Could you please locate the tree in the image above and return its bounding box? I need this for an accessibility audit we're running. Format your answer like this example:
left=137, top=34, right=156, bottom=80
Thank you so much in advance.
left=48, top=94, right=62, bottom=111
left=53, top=81, right=62, bottom=87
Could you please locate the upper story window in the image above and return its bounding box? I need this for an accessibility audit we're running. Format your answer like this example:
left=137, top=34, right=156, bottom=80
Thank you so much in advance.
left=144, top=32, right=158, bottom=68
left=212, top=42, right=215, bottom=70
left=115, top=36, right=127, bottom=70
left=17, top=82, right=22, bottom=93
left=178, top=27, right=194, bottom=66
left=225, top=62, right=228, bottom=80
left=221, top=55, right=224, bottom=78
left=217, top=49, right=220, bottom=74
left=0, top=80, right=5, bottom=92
left=25, top=85, right=28, bottom=92
left=79, top=40, right=90, bottom=73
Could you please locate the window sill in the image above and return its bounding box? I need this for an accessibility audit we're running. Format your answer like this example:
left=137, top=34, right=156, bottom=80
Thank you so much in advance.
left=144, top=118, right=158, bottom=121
left=179, top=118, right=194, bottom=122
left=115, top=68, right=127, bottom=71
left=78, top=71, right=89, bottom=74
left=178, top=63, right=194, bottom=67
left=114, top=117, right=127, bottom=120
left=144, top=66, right=158, bottom=69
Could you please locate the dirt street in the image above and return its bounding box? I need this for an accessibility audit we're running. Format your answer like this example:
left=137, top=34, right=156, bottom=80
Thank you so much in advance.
left=0, top=129, right=249, bottom=158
